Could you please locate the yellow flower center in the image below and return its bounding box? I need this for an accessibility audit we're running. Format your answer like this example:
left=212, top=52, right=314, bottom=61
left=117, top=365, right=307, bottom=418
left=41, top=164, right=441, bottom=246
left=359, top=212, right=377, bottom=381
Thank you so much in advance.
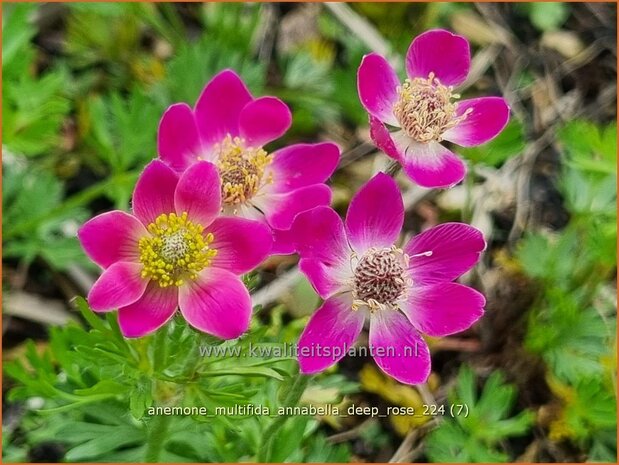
left=214, top=135, right=273, bottom=206
left=393, top=73, right=471, bottom=143
left=139, top=212, right=217, bottom=288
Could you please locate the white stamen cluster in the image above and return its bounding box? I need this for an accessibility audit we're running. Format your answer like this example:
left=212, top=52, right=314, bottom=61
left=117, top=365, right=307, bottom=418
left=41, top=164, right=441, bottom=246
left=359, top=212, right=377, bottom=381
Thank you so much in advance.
left=351, top=246, right=412, bottom=312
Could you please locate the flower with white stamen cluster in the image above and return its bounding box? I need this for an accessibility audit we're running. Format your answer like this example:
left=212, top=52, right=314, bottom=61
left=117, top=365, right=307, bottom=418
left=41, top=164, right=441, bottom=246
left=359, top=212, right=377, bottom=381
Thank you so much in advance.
left=291, top=173, right=486, bottom=385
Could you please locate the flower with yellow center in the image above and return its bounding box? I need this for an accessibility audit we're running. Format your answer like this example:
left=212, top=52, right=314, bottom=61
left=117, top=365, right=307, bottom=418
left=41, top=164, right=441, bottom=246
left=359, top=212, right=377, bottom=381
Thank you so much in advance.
left=78, top=160, right=273, bottom=339
left=156, top=70, right=340, bottom=254
left=358, top=29, right=510, bottom=188
left=392, top=73, right=471, bottom=144
left=138, top=212, right=217, bottom=288
left=213, top=135, right=273, bottom=207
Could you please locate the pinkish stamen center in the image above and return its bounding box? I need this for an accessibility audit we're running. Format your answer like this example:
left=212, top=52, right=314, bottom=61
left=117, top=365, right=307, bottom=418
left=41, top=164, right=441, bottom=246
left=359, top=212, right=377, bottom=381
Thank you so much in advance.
left=393, top=73, right=470, bottom=143
left=214, top=135, right=273, bottom=207
left=352, top=246, right=410, bottom=311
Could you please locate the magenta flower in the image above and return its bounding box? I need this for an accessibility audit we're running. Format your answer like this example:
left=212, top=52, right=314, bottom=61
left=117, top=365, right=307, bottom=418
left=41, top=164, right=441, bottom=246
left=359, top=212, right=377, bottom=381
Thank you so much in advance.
left=157, top=69, right=339, bottom=254
left=78, top=160, right=272, bottom=338
left=358, top=29, right=510, bottom=188
left=291, top=173, right=486, bottom=384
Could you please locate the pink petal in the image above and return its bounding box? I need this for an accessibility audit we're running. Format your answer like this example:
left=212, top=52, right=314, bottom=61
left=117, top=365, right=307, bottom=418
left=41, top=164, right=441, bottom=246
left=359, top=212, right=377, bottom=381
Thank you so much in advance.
left=157, top=103, right=201, bottom=173
left=406, top=29, right=470, bottom=86
left=132, top=160, right=179, bottom=225
left=403, top=222, right=485, bottom=285
left=239, top=97, right=292, bottom=147
left=78, top=211, right=145, bottom=268
left=118, top=282, right=178, bottom=338
left=271, top=227, right=295, bottom=255
left=174, top=161, right=221, bottom=227
left=401, top=282, right=485, bottom=337
left=206, top=217, right=272, bottom=274
left=442, top=97, right=510, bottom=147
left=194, top=69, right=253, bottom=145
left=88, top=262, right=147, bottom=312
left=298, top=293, right=366, bottom=374
left=257, top=184, right=332, bottom=230
left=292, top=206, right=352, bottom=298
left=269, top=142, right=340, bottom=193
left=291, top=205, right=350, bottom=264
left=369, top=309, right=431, bottom=385
left=369, top=116, right=401, bottom=162
left=357, top=53, right=400, bottom=126
left=398, top=139, right=467, bottom=189
left=298, top=258, right=350, bottom=299
left=179, top=268, right=252, bottom=339
left=345, top=173, right=403, bottom=255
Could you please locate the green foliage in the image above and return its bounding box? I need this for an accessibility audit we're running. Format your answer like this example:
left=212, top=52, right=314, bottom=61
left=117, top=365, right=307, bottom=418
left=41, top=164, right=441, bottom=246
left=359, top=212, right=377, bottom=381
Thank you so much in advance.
left=317, top=13, right=371, bottom=127
left=425, top=366, right=534, bottom=462
left=2, top=156, right=89, bottom=269
left=516, top=120, right=617, bottom=458
left=525, top=289, right=614, bottom=384
left=558, top=120, right=617, bottom=176
left=65, top=6, right=142, bottom=69
left=160, top=36, right=265, bottom=105
left=83, top=90, right=162, bottom=171
left=3, top=64, right=71, bottom=158
left=63, top=3, right=174, bottom=91
left=563, top=378, right=617, bottom=460
left=200, top=3, right=264, bottom=55
left=2, top=4, right=37, bottom=81
left=3, top=5, right=72, bottom=157
left=277, top=52, right=339, bottom=134
left=156, top=2, right=266, bottom=105
left=4, top=299, right=353, bottom=462
left=460, top=120, right=526, bottom=167
left=518, top=3, right=570, bottom=32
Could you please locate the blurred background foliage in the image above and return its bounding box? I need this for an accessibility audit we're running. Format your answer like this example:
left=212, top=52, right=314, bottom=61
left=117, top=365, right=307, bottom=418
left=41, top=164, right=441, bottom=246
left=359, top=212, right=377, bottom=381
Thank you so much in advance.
left=2, top=2, right=617, bottom=463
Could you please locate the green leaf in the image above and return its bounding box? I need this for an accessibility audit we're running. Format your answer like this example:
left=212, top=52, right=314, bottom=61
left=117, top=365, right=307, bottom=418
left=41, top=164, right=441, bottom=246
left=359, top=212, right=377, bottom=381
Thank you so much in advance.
left=129, top=377, right=153, bottom=420
left=2, top=157, right=88, bottom=269
left=82, top=90, right=163, bottom=175
left=56, top=421, right=130, bottom=443
left=270, top=415, right=309, bottom=462
left=427, top=365, right=534, bottom=463
left=159, top=37, right=265, bottom=105
left=74, top=379, right=127, bottom=397
left=2, top=3, right=37, bottom=77
left=64, top=428, right=145, bottom=461
left=3, top=69, right=71, bottom=157
left=529, top=2, right=569, bottom=31
left=74, top=297, right=109, bottom=333
left=525, top=290, right=613, bottom=385
left=460, top=120, right=526, bottom=167
left=199, top=366, right=285, bottom=381
left=558, top=120, right=617, bottom=175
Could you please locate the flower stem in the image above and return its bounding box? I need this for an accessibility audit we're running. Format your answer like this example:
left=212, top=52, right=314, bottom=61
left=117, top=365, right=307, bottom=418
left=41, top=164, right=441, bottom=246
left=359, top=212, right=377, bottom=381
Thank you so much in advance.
left=143, top=327, right=172, bottom=463
left=385, top=159, right=401, bottom=177
left=151, top=325, right=168, bottom=373
left=256, top=371, right=309, bottom=462
left=144, top=413, right=171, bottom=463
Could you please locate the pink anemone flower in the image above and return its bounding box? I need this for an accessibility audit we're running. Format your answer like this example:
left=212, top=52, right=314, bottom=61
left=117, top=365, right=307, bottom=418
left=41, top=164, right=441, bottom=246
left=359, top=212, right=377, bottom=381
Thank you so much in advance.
left=291, top=173, right=486, bottom=384
left=78, top=160, right=272, bottom=339
left=158, top=69, right=340, bottom=254
left=358, top=29, right=510, bottom=189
